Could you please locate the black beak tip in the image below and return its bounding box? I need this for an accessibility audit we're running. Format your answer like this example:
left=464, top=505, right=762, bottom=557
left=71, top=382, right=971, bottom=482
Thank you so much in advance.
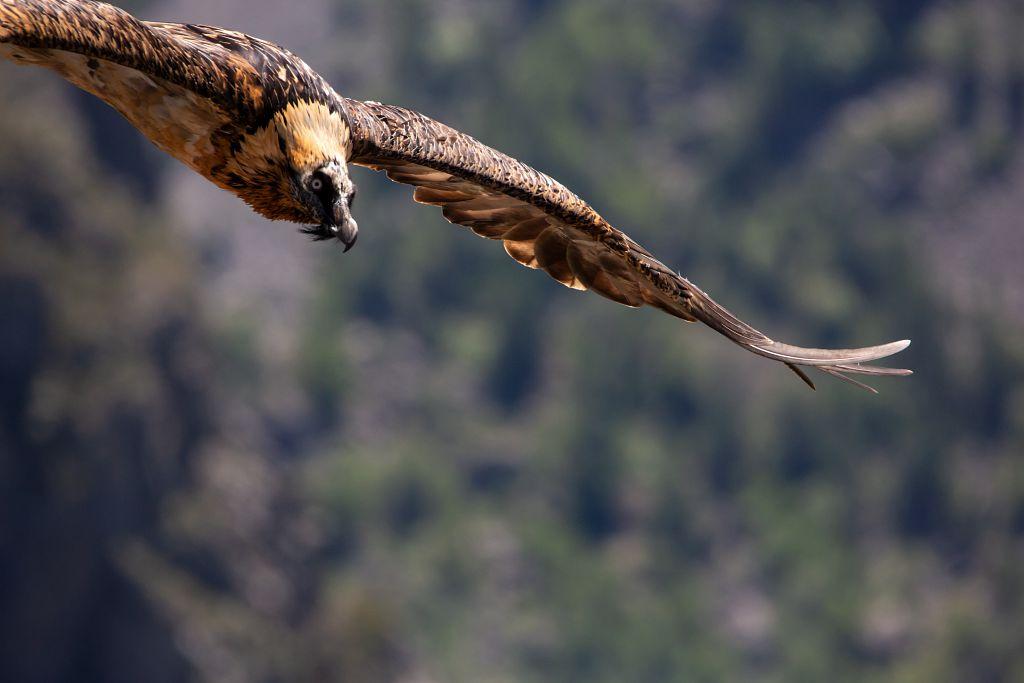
left=334, top=218, right=358, bottom=253
left=313, top=217, right=358, bottom=252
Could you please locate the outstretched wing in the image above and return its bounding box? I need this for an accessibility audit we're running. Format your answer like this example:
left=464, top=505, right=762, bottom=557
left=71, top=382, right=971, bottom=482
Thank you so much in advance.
left=0, top=0, right=334, bottom=172
left=344, top=99, right=911, bottom=392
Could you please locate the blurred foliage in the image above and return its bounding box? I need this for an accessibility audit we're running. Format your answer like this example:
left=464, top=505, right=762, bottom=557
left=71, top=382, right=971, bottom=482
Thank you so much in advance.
left=2, top=0, right=1024, bottom=681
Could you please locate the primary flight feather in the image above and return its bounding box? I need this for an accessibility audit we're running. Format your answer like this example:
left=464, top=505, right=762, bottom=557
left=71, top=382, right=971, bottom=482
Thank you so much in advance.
left=0, top=0, right=912, bottom=392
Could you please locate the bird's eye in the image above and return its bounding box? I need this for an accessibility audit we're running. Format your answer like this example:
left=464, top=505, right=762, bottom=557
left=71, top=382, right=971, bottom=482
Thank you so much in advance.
left=310, top=177, right=324, bottom=192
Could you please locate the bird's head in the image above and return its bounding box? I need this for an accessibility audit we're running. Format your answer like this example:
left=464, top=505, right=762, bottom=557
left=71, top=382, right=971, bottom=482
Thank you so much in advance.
left=292, top=160, right=359, bottom=251
left=266, top=102, right=359, bottom=250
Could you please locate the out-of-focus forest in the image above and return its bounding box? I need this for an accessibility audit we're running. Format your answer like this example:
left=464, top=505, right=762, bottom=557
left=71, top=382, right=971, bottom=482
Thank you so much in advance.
left=2, top=0, right=1023, bottom=681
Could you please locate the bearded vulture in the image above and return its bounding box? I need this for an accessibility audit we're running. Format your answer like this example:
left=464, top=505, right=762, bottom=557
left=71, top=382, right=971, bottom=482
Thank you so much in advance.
left=0, top=0, right=912, bottom=392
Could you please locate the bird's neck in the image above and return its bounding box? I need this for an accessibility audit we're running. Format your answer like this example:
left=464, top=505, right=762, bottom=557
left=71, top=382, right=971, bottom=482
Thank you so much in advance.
left=274, top=101, right=351, bottom=169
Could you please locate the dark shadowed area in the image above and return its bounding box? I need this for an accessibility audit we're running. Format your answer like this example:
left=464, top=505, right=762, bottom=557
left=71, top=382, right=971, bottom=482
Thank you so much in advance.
left=2, top=1, right=1023, bottom=681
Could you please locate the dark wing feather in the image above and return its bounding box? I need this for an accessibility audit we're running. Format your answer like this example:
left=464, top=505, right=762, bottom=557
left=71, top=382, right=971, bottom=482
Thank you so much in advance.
left=0, top=0, right=334, bottom=128
left=344, top=99, right=912, bottom=392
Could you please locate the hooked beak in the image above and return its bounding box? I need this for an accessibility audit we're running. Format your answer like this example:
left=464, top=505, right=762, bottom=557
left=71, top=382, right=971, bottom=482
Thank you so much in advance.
left=328, top=198, right=358, bottom=252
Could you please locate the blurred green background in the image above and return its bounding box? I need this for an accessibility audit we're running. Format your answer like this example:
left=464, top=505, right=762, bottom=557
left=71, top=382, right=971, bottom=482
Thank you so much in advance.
left=2, top=0, right=1023, bottom=681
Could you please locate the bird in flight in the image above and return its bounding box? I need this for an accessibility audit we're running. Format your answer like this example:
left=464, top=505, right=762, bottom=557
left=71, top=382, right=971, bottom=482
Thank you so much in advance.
left=1, top=0, right=911, bottom=392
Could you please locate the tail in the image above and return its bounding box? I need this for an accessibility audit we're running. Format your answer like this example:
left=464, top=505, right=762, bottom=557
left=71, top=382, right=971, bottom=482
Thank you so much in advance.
left=683, top=278, right=912, bottom=393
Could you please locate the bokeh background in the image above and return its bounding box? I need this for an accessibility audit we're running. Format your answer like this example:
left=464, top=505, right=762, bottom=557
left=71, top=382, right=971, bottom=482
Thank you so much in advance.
left=2, top=0, right=1023, bottom=681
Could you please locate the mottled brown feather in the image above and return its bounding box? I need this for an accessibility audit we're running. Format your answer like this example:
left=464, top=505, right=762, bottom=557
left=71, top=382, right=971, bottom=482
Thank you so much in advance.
left=1, top=0, right=337, bottom=125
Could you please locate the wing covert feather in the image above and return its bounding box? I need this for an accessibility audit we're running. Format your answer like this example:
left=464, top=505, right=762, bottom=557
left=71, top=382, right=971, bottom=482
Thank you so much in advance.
left=0, top=0, right=336, bottom=127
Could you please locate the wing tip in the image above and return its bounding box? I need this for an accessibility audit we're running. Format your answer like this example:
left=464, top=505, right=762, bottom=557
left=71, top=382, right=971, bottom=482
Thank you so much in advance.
left=763, top=338, right=913, bottom=393
left=752, top=337, right=912, bottom=366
